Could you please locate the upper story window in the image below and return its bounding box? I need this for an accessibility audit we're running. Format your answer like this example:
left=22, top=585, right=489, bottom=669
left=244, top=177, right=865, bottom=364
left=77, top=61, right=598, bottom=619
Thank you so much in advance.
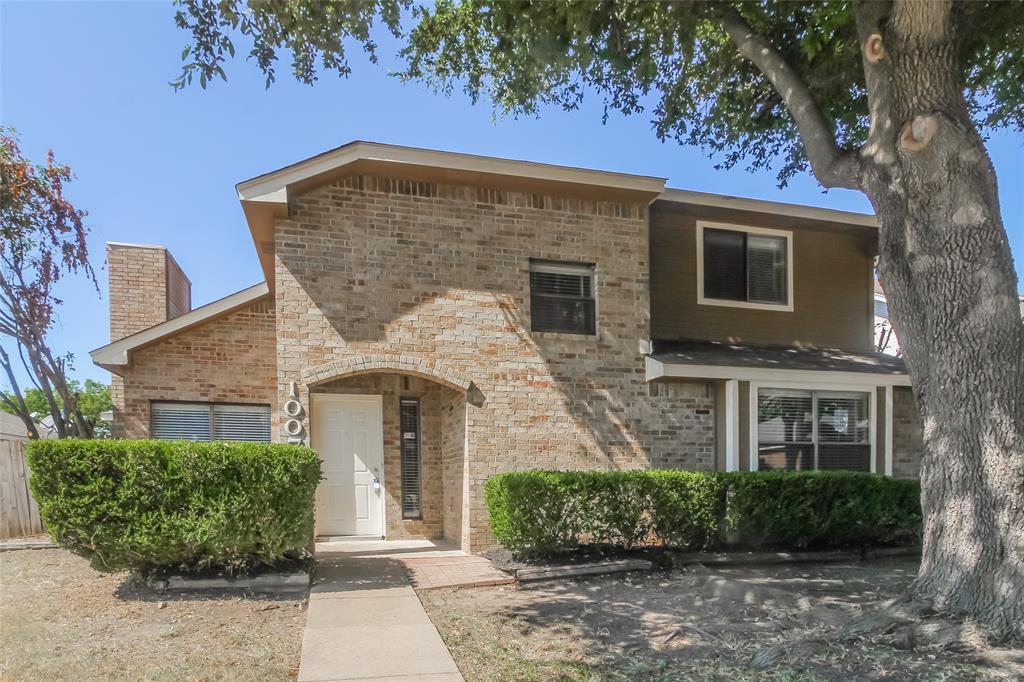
left=529, top=260, right=596, bottom=335
left=697, top=222, right=793, bottom=311
left=151, top=402, right=271, bottom=442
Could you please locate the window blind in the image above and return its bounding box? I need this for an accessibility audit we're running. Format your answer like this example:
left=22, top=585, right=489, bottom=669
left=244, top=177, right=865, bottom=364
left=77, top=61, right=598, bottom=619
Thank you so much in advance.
left=756, top=389, right=870, bottom=471
left=816, top=393, right=871, bottom=470
left=400, top=399, right=422, bottom=518
left=702, top=227, right=789, bottom=305
left=151, top=403, right=212, bottom=441
left=151, top=402, right=271, bottom=442
left=212, top=404, right=271, bottom=442
left=756, top=389, right=814, bottom=471
left=746, top=234, right=788, bottom=304
left=529, top=261, right=596, bottom=335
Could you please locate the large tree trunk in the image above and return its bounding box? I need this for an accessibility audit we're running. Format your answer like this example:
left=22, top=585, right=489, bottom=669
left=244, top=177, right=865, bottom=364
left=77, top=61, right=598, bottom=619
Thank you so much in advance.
left=857, top=0, right=1024, bottom=640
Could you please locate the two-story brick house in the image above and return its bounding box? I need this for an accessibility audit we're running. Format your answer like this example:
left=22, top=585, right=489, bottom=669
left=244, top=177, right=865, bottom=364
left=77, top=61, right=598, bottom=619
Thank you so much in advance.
left=91, top=141, right=924, bottom=551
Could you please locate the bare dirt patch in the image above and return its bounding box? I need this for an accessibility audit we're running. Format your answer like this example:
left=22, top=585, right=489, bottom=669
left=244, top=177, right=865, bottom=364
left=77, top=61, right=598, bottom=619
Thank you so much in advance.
left=1, top=548, right=305, bottom=681
left=420, top=559, right=1024, bottom=681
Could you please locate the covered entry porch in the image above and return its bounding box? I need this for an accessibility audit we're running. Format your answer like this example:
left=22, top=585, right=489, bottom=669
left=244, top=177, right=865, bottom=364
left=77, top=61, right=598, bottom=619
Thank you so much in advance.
left=304, top=357, right=474, bottom=550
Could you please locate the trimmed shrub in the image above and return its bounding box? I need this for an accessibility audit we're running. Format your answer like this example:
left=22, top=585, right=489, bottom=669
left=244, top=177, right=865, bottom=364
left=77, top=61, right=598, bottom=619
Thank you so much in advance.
left=485, top=469, right=920, bottom=556
left=484, top=470, right=582, bottom=554
left=26, top=439, right=322, bottom=575
left=648, top=470, right=727, bottom=549
left=724, top=471, right=922, bottom=549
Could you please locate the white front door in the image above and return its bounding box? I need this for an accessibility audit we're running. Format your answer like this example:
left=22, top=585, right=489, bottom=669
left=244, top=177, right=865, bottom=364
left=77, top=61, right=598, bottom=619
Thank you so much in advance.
left=312, top=395, right=385, bottom=537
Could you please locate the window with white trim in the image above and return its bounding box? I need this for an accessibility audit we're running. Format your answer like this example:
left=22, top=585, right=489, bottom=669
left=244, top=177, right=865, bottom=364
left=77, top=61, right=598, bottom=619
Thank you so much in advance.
left=529, top=260, right=596, bottom=335
left=698, top=223, right=792, bottom=309
left=756, top=388, right=871, bottom=471
left=151, top=402, right=271, bottom=442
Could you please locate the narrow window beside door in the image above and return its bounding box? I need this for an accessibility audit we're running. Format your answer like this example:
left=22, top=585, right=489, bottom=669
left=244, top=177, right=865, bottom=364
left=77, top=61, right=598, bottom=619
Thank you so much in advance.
left=400, top=399, right=422, bottom=519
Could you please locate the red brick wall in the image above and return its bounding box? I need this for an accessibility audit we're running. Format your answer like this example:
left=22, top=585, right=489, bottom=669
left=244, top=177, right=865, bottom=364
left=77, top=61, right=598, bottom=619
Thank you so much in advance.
left=112, top=299, right=277, bottom=438
left=108, top=243, right=168, bottom=341
left=274, top=174, right=715, bottom=550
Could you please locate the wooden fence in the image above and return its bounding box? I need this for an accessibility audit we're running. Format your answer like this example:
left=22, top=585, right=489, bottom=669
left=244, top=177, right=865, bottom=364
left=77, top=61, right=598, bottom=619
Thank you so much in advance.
left=0, top=438, right=44, bottom=539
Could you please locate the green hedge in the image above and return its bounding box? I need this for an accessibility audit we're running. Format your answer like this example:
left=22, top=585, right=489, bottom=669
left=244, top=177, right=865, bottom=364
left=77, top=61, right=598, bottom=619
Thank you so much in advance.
left=27, top=439, right=322, bottom=575
left=484, top=470, right=921, bottom=556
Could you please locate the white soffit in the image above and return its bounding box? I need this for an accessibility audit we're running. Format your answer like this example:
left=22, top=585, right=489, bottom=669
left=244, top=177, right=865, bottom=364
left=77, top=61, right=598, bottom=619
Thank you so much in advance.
left=91, top=282, right=270, bottom=369
left=236, top=140, right=668, bottom=203
left=645, top=356, right=911, bottom=386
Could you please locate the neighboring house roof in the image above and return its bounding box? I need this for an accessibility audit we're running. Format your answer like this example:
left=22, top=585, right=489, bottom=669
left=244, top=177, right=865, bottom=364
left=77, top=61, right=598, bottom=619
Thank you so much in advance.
left=647, top=339, right=910, bottom=385
left=0, top=412, right=29, bottom=440
left=90, top=282, right=270, bottom=372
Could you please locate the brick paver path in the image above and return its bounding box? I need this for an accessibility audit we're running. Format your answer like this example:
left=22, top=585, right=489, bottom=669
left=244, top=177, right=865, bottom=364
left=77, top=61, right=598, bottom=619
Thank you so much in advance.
left=401, top=555, right=516, bottom=590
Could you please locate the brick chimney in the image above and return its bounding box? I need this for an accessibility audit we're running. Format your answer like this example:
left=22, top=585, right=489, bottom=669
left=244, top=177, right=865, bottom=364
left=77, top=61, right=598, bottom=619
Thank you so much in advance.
left=107, top=242, right=192, bottom=341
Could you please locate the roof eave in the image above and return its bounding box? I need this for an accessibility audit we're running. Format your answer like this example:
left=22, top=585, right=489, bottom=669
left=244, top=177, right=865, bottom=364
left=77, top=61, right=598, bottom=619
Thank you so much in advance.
left=645, top=356, right=911, bottom=386
left=659, top=188, right=878, bottom=228
left=236, top=140, right=667, bottom=202
left=91, top=282, right=271, bottom=374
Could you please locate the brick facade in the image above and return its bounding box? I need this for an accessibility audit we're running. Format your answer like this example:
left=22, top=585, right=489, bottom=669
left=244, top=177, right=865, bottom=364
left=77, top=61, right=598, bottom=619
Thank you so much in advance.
left=108, top=243, right=169, bottom=342
left=101, top=156, right=926, bottom=554
left=311, top=374, right=464, bottom=540
left=275, top=174, right=716, bottom=550
left=892, top=386, right=924, bottom=479
left=111, top=299, right=277, bottom=438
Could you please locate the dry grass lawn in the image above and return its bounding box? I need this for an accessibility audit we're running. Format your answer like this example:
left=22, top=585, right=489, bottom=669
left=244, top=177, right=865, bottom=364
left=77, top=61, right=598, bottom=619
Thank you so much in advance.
left=420, top=559, right=1024, bottom=681
left=0, top=548, right=305, bottom=681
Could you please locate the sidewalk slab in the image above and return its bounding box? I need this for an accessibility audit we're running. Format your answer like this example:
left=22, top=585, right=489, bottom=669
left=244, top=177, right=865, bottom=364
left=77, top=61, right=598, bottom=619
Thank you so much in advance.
left=298, top=541, right=464, bottom=682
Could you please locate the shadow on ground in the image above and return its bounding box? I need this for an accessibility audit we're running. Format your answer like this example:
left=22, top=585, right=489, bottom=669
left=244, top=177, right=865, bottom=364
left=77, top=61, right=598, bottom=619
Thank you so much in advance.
left=420, top=559, right=1024, bottom=681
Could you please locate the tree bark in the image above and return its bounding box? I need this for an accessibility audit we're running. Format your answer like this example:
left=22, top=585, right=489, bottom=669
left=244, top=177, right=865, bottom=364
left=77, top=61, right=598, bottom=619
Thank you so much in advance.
left=854, top=0, right=1024, bottom=639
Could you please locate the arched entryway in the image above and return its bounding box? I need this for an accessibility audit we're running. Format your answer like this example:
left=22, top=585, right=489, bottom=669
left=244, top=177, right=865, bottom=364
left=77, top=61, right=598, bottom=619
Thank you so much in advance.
left=303, top=356, right=474, bottom=549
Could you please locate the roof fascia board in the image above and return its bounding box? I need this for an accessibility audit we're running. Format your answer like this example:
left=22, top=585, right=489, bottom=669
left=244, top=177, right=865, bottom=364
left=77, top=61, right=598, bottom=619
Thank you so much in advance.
left=236, top=141, right=667, bottom=202
left=645, top=356, right=910, bottom=386
left=91, top=282, right=270, bottom=369
left=660, top=188, right=878, bottom=228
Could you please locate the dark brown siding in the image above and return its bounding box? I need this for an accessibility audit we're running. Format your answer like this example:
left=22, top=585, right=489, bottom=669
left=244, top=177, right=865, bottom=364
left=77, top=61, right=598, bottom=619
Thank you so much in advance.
left=650, top=201, right=877, bottom=351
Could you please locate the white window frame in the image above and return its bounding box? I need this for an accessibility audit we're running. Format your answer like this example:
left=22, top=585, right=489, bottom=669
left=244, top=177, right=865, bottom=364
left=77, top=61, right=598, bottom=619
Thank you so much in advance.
left=748, top=380, right=876, bottom=473
left=696, top=221, right=795, bottom=312
left=528, top=259, right=598, bottom=335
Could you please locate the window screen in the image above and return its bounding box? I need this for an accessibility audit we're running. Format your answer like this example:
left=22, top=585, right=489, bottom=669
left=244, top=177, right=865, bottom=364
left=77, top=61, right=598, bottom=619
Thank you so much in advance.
left=400, top=399, right=422, bottom=518
left=151, top=402, right=270, bottom=442
left=529, top=261, right=596, bottom=335
left=756, top=389, right=870, bottom=471
left=703, top=227, right=789, bottom=305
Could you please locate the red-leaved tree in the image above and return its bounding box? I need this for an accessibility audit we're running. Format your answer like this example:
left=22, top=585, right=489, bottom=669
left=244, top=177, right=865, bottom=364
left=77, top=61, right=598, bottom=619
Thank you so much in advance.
left=0, top=128, right=96, bottom=438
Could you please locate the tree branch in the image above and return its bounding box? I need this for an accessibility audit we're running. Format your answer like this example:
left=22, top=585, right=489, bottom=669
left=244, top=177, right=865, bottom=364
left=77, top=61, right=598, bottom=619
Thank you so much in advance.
left=718, top=5, right=862, bottom=190
left=0, top=344, right=40, bottom=439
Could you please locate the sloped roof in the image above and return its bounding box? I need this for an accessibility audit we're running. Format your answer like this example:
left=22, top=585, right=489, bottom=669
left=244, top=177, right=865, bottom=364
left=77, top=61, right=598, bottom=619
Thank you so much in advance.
left=648, top=338, right=909, bottom=385
left=90, top=282, right=270, bottom=373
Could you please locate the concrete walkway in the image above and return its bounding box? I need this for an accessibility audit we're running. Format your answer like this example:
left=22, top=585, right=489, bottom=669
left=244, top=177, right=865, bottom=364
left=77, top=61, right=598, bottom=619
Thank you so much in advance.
left=298, top=540, right=465, bottom=682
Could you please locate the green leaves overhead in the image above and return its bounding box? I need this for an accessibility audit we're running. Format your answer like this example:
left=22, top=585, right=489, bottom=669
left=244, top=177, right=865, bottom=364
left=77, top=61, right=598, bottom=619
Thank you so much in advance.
left=172, top=1, right=1023, bottom=185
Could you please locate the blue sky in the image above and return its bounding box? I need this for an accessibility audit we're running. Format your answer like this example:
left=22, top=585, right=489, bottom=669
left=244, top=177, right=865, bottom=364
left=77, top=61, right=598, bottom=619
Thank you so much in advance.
left=2, top=1, right=1021, bottom=388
